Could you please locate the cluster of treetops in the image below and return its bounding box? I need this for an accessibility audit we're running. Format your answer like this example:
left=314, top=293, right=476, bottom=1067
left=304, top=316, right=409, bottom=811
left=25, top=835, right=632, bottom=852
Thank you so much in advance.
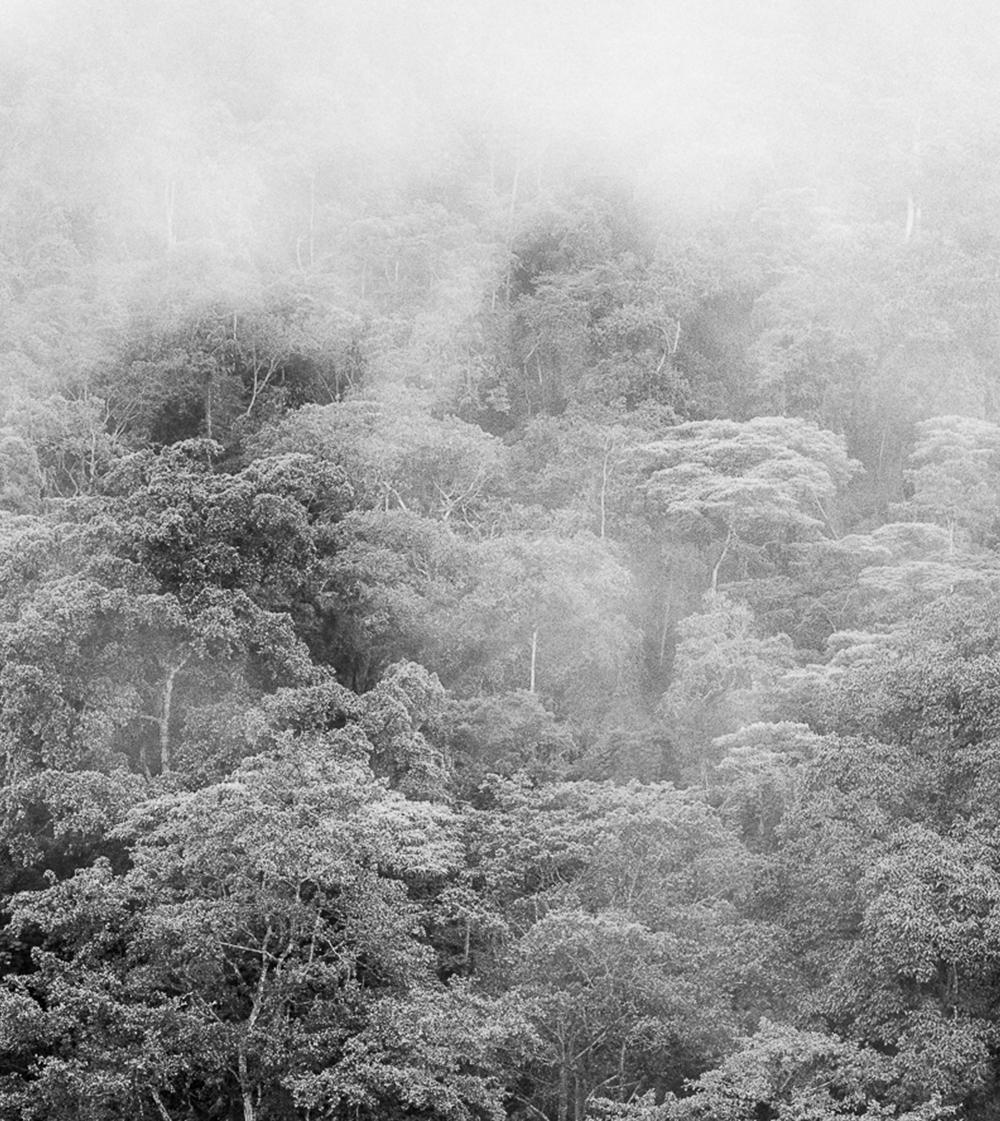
left=7, top=5, right=1000, bottom=1118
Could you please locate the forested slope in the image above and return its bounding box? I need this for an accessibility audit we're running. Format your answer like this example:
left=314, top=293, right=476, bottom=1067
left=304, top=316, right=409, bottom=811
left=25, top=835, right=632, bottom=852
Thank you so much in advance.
left=4, top=2, right=1000, bottom=1118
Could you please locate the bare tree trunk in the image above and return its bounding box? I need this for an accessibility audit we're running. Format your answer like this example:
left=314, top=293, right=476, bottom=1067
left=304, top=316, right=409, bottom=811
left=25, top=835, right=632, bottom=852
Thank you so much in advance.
left=141, top=655, right=189, bottom=775
left=159, top=666, right=177, bottom=774
left=238, top=1051, right=255, bottom=1121
left=710, top=527, right=733, bottom=594
left=875, top=425, right=891, bottom=500
left=599, top=435, right=613, bottom=539
left=150, top=1089, right=174, bottom=1121
left=558, top=1054, right=569, bottom=1121
left=236, top=927, right=274, bottom=1121
left=529, top=627, right=538, bottom=693
left=659, top=599, right=671, bottom=668
left=905, top=194, right=920, bottom=241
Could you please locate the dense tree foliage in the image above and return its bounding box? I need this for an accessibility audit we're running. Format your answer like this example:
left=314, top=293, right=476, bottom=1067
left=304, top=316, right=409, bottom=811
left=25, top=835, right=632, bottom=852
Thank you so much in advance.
left=5, top=1, right=1000, bottom=1119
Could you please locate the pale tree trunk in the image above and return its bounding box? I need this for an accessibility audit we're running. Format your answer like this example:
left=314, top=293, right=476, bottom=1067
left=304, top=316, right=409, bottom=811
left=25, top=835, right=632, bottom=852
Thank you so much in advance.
left=158, top=662, right=179, bottom=773
left=158, top=655, right=190, bottom=774
left=599, top=435, right=613, bottom=539
left=659, top=599, right=671, bottom=668
left=243, top=353, right=282, bottom=419
left=150, top=1089, right=173, bottom=1121
left=658, top=566, right=677, bottom=668
left=238, top=1051, right=255, bottom=1121
left=236, top=925, right=275, bottom=1121
left=141, top=655, right=190, bottom=775
left=529, top=627, right=539, bottom=693
left=905, top=193, right=921, bottom=241
left=557, top=1047, right=569, bottom=1121
left=710, top=527, right=733, bottom=594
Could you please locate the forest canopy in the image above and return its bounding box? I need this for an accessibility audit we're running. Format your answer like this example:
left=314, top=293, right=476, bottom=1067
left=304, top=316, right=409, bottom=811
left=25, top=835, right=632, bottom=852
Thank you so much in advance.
left=2, top=1, right=1000, bottom=1118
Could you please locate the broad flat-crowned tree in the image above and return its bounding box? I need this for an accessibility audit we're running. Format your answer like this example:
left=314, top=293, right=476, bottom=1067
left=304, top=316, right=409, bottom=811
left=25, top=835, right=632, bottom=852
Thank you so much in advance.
left=636, top=416, right=856, bottom=593
left=814, top=592, right=1000, bottom=781
left=776, top=519, right=996, bottom=650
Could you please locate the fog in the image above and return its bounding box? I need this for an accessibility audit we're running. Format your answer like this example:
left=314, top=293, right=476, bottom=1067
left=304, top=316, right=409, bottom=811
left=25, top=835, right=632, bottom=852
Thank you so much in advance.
left=5, top=0, right=996, bottom=245
left=2, top=0, right=1000, bottom=411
